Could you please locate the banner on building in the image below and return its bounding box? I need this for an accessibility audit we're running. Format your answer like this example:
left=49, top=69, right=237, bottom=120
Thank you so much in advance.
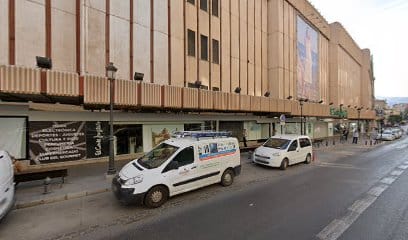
left=85, top=121, right=109, bottom=159
left=29, top=121, right=86, bottom=164
left=297, top=16, right=319, bottom=101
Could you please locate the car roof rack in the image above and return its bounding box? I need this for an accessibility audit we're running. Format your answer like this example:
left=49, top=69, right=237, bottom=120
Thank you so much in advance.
left=172, top=131, right=232, bottom=140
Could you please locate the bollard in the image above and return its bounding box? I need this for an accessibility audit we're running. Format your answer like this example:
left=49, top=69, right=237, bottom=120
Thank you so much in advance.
left=333, top=139, right=335, bottom=145
left=365, top=140, right=368, bottom=145
left=43, top=177, right=52, bottom=194
left=326, top=140, right=328, bottom=147
left=370, top=140, right=372, bottom=146
left=248, top=151, right=252, bottom=160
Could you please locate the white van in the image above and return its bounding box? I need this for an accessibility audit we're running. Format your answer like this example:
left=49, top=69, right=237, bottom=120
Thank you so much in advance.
left=253, top=135, right=313, bottom=170
left=0, top=151, right=15, bottom=221
left=112, top=132, right=241, bottom=208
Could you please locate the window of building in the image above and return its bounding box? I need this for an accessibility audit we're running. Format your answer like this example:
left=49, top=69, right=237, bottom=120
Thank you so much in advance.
left=187, top=29, right=196, bottom=57
left=212, top=39, right=219, bottom=64
left=200, top=0, right=208, bottom=11
left=211, top=0, right=219, bottom=17
left=212, top=87, right=220, bottom=91
left=200, top=34, right=208, bottom=61
left=114, top=125, right=143, bottom=155
left=187, top=0, right=195, bottom=5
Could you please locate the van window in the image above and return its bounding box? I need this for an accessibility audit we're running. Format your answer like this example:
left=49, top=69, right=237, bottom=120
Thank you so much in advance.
left=288, top=140, right=298, bottom=151
left=299, top=138, right=311, bottom=148
left=137, top=143, right=179, bottom=169
left=264, top=138, right=290, bottom=149
left=172, top=146, right=195, bottom=167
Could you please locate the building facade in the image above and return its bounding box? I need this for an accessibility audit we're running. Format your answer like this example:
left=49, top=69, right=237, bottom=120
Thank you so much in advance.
left=0, top=0, right=376, bottom=167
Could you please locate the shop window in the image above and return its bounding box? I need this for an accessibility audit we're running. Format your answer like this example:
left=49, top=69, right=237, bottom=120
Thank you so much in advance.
left=187, top=0, right=195, bottom=5
left=114, top=125, right=143, bottom=155
left=212, top=0, right=219, bottom=17
left=0, top=117, right=27, bottom=159
left=184, top=123, right=203, bottom=131
left=201, top=34, right=208, bottom=61
left=212, top=39, right=219, bottom=64
left=188, top=29, right=196, bottom=57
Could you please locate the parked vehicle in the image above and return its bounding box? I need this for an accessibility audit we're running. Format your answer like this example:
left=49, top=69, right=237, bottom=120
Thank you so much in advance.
left=252, top=135, right=313, bottom=170
left=377, top=130, right=396, bottom=141
left=391, top=128, right=403, bottom=139
left=112, top=131, right=241, bottom=208
left=0, top=151, right=15, bottom=221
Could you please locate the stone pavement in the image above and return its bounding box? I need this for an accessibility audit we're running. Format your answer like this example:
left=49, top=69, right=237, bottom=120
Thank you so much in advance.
left=13, top=136, right=385, bottom=210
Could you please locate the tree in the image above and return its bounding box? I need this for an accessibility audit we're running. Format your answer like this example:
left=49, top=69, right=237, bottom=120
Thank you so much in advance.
left=388, top=115, right=402, bottom=125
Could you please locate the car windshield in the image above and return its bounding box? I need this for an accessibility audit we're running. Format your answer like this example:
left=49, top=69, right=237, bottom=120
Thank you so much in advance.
left=264, top=138, right=291, bottom=149
left=137, top=143, right=179, bottom=169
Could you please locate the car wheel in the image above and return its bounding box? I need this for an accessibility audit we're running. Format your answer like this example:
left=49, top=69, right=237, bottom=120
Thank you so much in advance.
left=305, top=154, right=312, bottom=164
left=221, top=169, right=234, bottom=187
left=280, top=158, right=289, bottom=170
left=144, top=185, right=169, bottom=208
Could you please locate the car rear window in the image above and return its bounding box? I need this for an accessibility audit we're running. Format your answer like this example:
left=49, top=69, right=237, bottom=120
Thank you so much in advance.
left=299, top=138, right=311, bottom=148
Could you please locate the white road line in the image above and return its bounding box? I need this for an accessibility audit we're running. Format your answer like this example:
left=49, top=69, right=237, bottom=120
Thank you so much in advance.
left=367, top=184, right=388, bottom=197
left=380, top=177, right=397, bottom=185
left=348, top=195, right=377, bottom=214
left=315, top=162, right=360, bottom=170
left=317, top=165, right=407, bottom=240
left=398, top=165, right=408, bottom=170
left=391, top=170, right=404, bottom=176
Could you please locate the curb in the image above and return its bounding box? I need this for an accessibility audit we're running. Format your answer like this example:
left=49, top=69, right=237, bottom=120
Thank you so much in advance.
left=14, top=188, right=111, bottom=210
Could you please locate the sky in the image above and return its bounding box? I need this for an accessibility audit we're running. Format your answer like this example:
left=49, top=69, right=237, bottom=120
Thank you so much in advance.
left=309, top=0, right=408, bottom=98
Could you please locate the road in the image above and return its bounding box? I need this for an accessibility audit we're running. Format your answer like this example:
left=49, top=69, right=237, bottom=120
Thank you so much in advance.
left=93, top=137, right=408, bottom=240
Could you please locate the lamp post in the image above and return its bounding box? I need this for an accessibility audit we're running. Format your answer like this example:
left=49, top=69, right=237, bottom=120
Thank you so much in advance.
left=357, top=107, right=363, bottom=133
left=299, top=98, right=308, bottom=135
left=106, top=62, right=118, bottom=175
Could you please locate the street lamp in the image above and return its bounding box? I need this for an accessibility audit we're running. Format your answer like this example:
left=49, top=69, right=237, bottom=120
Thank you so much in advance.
left=357, top=106, right=363, bottom=133
left=299, top=98, right=309, bottom=135
left=106, top=62, right=118, bottom=175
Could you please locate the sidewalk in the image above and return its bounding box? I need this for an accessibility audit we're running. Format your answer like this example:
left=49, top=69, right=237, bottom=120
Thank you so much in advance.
left=13, top=139, right=384, bottom=210
left=14, top=161, right=128, bottom=209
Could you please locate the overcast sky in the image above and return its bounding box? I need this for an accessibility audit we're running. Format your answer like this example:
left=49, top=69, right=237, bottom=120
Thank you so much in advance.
left=309, top=0, right=408, bottom=98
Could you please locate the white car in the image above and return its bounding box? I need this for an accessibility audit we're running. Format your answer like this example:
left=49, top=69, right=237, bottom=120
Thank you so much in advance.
left=112, top=132, right=241, bottom=208
left=378, top=130, right=396, bottom=141
left=0, top=151, right=15, bottom=221
left=253, top=135, right=313, bottom=170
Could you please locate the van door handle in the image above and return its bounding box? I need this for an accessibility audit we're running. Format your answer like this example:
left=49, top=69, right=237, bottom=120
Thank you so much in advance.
left=191, top=166, right=197, bottom=169
left=5, top=187, right=9, bottom=193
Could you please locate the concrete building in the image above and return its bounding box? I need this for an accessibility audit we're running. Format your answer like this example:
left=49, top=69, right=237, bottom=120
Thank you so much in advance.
left=0, top=0, right=375, bottom=167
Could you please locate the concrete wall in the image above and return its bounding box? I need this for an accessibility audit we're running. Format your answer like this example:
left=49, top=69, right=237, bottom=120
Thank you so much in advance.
left=1, top=0, right=374, bottom=112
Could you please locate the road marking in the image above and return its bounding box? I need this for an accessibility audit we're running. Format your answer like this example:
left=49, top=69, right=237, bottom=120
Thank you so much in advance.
left=390, top=170, right=404, bottom=176
left=315, top=162, right=360, bottom=170
left=398, top=165, right=408, bottom=170
left=317, top=165, right=407, bottom=240
left=380, top=177, right=397, bottom=185
left=348, top=195, right=377, bottom=213
left=367, top=184, right=388, bottom=197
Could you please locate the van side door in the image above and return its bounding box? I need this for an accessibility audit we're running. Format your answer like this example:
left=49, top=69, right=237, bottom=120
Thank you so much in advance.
left=287, top=139, right=301, bottom=164
left=162, top=146, right=199, bottom=195
left=299, top=137, right=312, bottom=162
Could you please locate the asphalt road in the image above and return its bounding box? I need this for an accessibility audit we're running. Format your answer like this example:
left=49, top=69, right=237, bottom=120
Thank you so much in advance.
left=94, top=137, right=408, bottom=240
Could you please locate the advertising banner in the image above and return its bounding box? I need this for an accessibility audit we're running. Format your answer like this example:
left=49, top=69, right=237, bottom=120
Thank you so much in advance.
left=86, top=121, right=109, bottom=159
left=29, top=121, right=86, bottom=164
left=297, top=16, right=319, bottom=101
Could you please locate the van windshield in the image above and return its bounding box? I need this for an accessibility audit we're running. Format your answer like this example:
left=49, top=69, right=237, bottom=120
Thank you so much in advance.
left=264, top=138, right=291, bottom=149
left=137, top=143, right=179, bottom=169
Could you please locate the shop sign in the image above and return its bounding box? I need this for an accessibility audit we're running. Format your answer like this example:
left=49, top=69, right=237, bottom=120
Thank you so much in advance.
left=29, top=121, right=86, bottom=164
left=86, top=121, right=109, bottom=159
left=330, top=107, right=348, bottom=118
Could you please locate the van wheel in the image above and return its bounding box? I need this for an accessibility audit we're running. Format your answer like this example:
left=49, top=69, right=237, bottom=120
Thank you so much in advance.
left=305, top=154, right=312, bottom=164
left=144, top=186, right=168, bottom=208
left=280, top=158, right=289, bottom=170
left=221, top=169, right=234, bottom=187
